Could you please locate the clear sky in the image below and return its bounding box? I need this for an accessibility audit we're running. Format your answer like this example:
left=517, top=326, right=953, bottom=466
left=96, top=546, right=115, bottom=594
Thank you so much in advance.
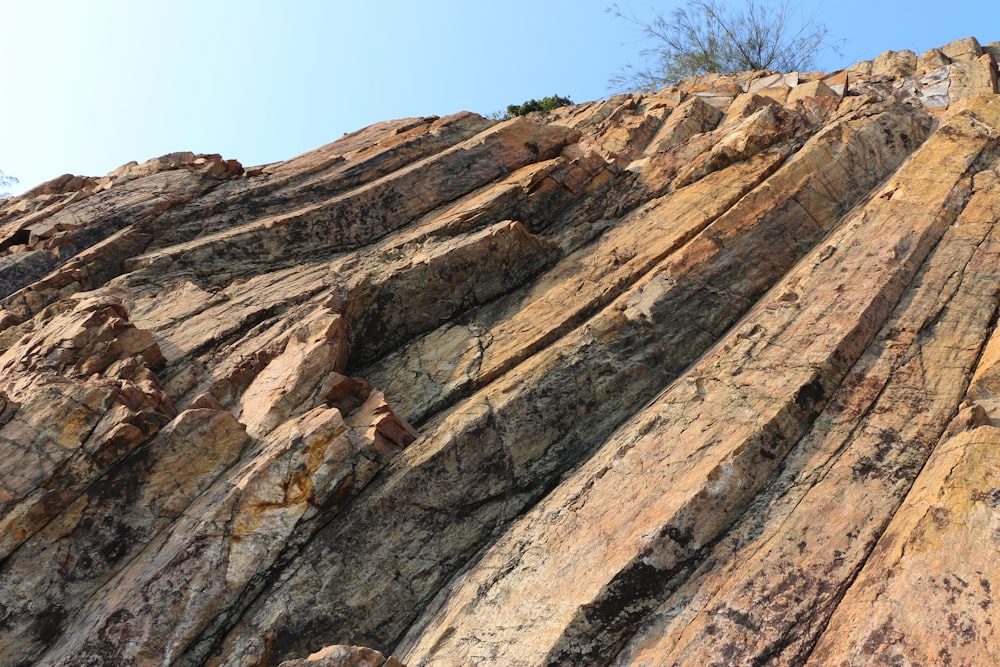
left=1, top=0, right=997, bottom=195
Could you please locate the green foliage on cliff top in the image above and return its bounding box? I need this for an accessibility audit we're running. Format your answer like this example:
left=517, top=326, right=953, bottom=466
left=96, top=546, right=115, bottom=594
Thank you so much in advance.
left=503, top=94, right=574, bottom=119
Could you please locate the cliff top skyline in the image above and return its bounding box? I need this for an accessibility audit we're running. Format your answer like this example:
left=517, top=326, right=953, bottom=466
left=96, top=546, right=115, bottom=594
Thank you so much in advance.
left=1, top=0, right=996, bottom=195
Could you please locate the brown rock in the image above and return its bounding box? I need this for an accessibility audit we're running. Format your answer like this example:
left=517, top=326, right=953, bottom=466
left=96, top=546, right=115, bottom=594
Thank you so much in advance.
left=848, top=59, right=873, bottom=76
left=617, top=152, right=1000, bottom=667
left=949, top=53, right=1000, bottom=99
left=209, top=99, right=930, bottom=666
left=0, top=407, right=249, bottom=664
left=277, top=645, right=405, bottom=667
left=807, top=426, right=1000, bottom=667
left=642, top=96, right=723, bottom=154
left=822, top=69, right=850, bottom=95
left=39, top=397, right=415, bottom=666
left=753, top=84, right=791, bottom=104
left=2, top=35, right=1000, bottom=667
left=871, top=49, right=917, bottom=76
left=787, top=78, right=839, bottom=104
left=0, top=293, right=174, bottom=561
left=398, top=101, right=993, bottom=667
left=940, top=35, right=983, bottom=62
left=720, top=92, right=779, bottom=125
left=917, top=47, right=951, bottom=70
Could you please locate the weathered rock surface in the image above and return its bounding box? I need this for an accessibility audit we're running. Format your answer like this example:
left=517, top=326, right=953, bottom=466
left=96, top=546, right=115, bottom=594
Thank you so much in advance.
left=0, top=38, right=998, bottom=666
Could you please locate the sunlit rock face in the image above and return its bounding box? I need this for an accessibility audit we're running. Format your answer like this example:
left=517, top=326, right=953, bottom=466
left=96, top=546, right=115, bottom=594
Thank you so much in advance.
left=0, top=36, right=998, bottom=667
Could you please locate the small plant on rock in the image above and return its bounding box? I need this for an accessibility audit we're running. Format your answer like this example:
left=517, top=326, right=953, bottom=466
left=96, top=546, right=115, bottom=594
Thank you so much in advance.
left=502, top=94, right=574, bottom=119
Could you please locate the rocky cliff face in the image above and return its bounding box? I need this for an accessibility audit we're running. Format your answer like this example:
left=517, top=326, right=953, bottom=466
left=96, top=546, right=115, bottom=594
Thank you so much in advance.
left=1, top=36, right=999, bottom=667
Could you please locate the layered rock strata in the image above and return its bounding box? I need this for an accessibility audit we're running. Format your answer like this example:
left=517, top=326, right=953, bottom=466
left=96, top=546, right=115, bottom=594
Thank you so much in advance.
left=0, top=36, right=998, bottom=667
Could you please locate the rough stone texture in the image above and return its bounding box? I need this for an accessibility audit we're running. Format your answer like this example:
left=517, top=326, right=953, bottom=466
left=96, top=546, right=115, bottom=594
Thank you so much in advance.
left=940, top=36, right=983, bottom=62
left=276, top=645, right=405, bottom=667
left=0, top=37, right=999, bottom=667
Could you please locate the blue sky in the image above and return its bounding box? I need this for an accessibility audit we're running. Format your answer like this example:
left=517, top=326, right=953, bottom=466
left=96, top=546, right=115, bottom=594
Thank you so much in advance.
left=1, top=0, right=997, bottom=194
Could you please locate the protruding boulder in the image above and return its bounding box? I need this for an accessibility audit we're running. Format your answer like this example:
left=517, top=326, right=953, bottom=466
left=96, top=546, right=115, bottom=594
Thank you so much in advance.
left=940, top=35, right=983, bottom=62
left=871, top=48, right=917, bottom=76
left=787, top=78, right=839, bottom=104
left=949, top=53, right=1000, bottom=98
left=918, top=46, right=951, bottom=70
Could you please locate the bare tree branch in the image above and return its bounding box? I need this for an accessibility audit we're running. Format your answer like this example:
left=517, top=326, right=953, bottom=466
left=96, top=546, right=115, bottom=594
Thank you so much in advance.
left=609, top=0, right=839, bottom=92
left=0, top=170, right=18, bottom=199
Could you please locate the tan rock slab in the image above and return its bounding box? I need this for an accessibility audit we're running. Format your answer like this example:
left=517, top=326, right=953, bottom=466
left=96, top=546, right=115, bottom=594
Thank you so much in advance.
left=940, top=35, right=983, bottom=62
left=948, top=54, right=999, bottom=100
left=807, top=425, right=1000, bottom=666
left=643, top=96, right=723, bottom=154
left=397, top=106, right=998, bottom=667
left=822, top=69, right=849, bottom=96
left=871, top=49, right=917, bottom=77
left=918, top=47, right=951, bottom=70
left=787, top=79, right=839, bottom=104
left=0, top=408, right=249, bottom=665
left=754, top=85, right=791, bottom=104
left=205, top=99, right=931, bottom=667
left=277, top=644, right=400, bottom=667
left=618, top=162, right=1000, bottom=667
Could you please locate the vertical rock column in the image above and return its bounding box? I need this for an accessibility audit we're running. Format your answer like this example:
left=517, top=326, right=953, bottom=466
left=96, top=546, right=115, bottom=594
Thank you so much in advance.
left=616, top=148, right=1000, bottom=667
left=805, top=169, right=1000, bottom=666
left=205, top=101, right=928, bottom=667
left=398, top=98, right=999, bottom=667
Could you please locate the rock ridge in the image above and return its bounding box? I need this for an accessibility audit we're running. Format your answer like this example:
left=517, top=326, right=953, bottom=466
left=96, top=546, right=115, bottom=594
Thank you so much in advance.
left=0, top=36, right=999, bottom=666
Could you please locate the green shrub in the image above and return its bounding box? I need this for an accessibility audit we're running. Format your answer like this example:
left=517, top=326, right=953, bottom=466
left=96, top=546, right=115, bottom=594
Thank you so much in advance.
left=503, top=94, right=573, bottom=119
